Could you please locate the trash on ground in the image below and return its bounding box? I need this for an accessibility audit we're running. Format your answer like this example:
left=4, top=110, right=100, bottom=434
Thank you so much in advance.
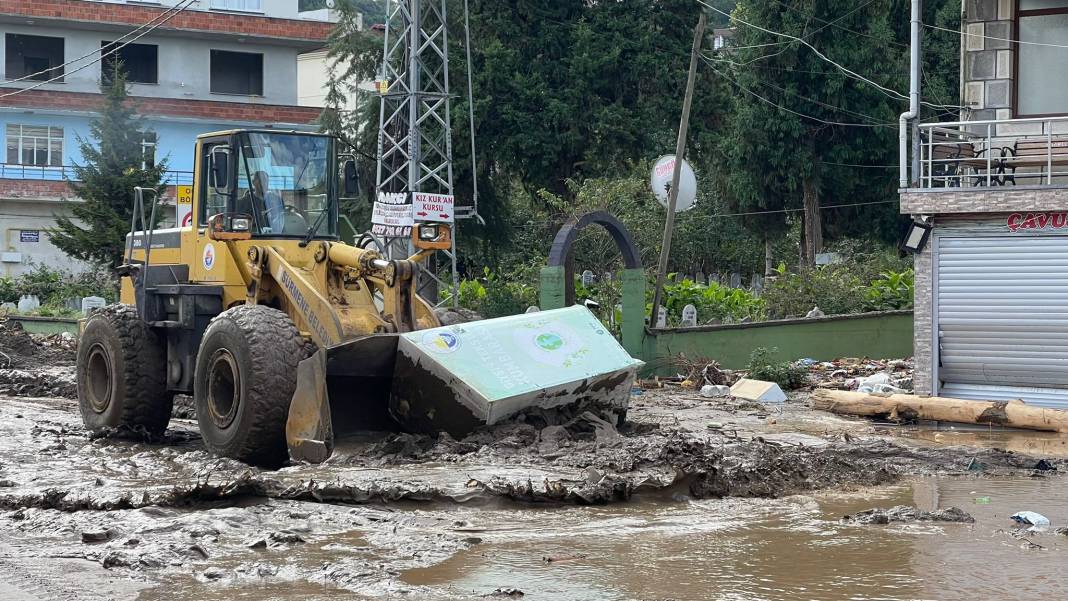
left=730, top=379, right=787, bottom=404
left=1010, top=511, right=1051, bottom=531
left=699, top=384, right=731, bottom=398
left=842, top=505, right=975, bottom=525
left=856, top=372, right=910, bottom=394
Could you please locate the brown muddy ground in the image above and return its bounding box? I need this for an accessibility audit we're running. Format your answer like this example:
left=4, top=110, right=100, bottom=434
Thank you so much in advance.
left=0, top=328, right=1065, bottom=599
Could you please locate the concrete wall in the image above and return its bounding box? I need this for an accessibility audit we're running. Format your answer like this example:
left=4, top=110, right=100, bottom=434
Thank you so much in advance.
left=0, top=23, right=302, bottom=105
left=642, top=311, right=915, bottom=372
left=0, top=199, right=91, bottom=277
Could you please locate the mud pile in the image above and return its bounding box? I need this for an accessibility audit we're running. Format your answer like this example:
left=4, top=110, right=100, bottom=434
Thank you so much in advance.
left=0, top=320, right=77, bottom=398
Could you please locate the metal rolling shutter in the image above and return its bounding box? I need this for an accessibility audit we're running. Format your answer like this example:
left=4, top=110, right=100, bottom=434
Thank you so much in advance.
left=937, top=234, right=1068, bottom=408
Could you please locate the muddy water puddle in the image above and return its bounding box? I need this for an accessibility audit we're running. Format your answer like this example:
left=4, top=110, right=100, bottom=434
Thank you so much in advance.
left=403, top=477, right=1068, bottom=601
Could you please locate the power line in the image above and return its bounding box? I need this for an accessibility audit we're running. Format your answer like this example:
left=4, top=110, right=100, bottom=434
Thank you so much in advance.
left=706, top=62, right=896, bottom=128
left=696, top=0, right=964, bottom=111
left=0, top=0, right=196, bottom=98
left=701, top=56, right=891, bottom=125
left=766, top=0, right=908, bottom=49
left=5, top=0, right=195, bottom=86
left=509, top=199, right=900, bottom=228
left=818, top=160, right=898, bottom=168
left=925, top=22, right=1068, bottom=49
left=704, top=199, right=898, bottom=219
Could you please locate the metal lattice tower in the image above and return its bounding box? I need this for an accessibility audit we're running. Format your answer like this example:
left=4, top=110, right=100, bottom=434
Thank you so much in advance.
left=375, top=0, right=459, bottom=303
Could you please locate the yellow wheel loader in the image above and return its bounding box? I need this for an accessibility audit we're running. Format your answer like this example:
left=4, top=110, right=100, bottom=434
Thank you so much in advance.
left=77, top=129, right=641, bottom=466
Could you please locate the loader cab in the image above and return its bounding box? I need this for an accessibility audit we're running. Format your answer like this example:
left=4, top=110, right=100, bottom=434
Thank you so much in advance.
left=197, top=130, right=354, bottom=240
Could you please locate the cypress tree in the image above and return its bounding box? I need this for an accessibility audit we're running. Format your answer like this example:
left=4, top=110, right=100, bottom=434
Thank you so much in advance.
left=51, top=66, right=167, bottom=270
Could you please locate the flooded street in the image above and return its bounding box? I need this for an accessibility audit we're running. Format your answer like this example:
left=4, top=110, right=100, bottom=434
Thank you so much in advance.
left=2, top=388, right=1067, bottom=600
left=401, top=477, right=1068, bottom=601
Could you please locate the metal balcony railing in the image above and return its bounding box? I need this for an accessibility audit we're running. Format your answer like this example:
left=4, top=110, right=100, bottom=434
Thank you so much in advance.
left=918, top=117, right=1068, bottom=189
left=0, top=164, right=195, bottom=187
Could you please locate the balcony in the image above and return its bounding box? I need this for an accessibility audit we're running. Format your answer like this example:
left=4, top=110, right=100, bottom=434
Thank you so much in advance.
left=917, top=117, right=1068, bottom=190
left=0, top=164, right=193, bottom=185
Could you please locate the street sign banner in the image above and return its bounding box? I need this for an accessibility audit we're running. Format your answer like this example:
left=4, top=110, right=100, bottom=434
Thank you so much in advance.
left=412, top=192, right=454, bottom=223
left=176, top=185, right=193, bottom=227
left=372, top=191, right=413, bottom=236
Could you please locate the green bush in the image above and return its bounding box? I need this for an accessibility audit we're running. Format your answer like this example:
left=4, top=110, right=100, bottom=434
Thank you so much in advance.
left=762, top=263, right=866, bottom=319
left=456, top=268, right=536, bottom=319
left=746, top=347, right=809, bottom=390
left=864, top=268, right=914, bottom=311
left=659, top=278, right=765, bottom=326
left=4, top=263, right=117, bottom=312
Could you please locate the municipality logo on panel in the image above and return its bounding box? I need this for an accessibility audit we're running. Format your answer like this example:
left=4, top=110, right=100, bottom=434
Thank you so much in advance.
left=203, top=243, right=216, bottom=271
left=422, top=331, right=459, bottom=353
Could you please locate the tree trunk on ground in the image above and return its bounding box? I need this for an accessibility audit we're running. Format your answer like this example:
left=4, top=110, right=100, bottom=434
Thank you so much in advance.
left=802, top=175, right=821, bottom=267
left=812, top=389, right=1068, bottom=433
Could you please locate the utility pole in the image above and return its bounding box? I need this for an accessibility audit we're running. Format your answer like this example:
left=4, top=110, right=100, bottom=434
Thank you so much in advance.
left=649, top=11, right=706, bottom=328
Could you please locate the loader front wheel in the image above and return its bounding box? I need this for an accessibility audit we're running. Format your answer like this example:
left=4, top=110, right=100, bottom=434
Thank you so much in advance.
left=77, top=304, right=172, bottom=437
left=194, top=305, right=303, bottom=466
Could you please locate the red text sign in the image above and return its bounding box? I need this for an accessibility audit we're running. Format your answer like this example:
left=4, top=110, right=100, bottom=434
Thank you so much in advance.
left=1007, top=212, right=1068, bottom=233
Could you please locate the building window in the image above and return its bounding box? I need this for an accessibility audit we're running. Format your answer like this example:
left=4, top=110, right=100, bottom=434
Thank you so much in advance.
left=210, top=50, right=263, bottom=95
left=1018, top=1, right=1068, bottom=116
left=101, top=41, right=158, bottom=84
left=142, top=133, right=157, bottom=170
left=210, top=0, right=263, bottom=12
left=4, top=34, right=64, bottom=82
left=5, top=125, right=63, bottom=167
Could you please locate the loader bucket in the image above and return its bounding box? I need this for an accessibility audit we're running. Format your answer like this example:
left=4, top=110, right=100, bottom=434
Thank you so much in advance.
left=286, top=306, right=643, bottom=463
left=286, top=334, right=400, bottom=464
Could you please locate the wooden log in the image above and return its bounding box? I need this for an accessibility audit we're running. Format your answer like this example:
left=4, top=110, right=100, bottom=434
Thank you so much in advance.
left=811, top=389, right=1068, bottom=434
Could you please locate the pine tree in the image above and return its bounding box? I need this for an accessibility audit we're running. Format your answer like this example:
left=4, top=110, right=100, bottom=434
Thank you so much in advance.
left=50, top=66, right=167, bottom=270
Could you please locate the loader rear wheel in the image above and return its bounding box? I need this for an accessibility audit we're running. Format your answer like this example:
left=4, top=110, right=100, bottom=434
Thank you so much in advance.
left=194, top=305, right=304, bottom=466
left=77, top=304, right=172, bottom=437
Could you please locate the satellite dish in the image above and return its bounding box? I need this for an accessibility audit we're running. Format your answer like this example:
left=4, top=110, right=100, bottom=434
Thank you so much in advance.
left=650, top=155, right=697, bottom=213
left=325, top=0, right=336, bottom=7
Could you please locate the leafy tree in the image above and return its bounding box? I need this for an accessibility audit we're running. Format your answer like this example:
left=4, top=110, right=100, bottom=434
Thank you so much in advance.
left=50, top=67, right=167, bottom=270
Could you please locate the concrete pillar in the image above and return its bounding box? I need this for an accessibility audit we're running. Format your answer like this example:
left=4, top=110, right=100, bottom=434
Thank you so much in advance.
left=620, top=268, right=645, bottom=358
left=539, top=265, right=566, bottom=310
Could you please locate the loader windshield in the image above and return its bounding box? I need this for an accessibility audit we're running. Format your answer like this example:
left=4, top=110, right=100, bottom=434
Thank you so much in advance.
left=234, top=132, right=336, bottom=238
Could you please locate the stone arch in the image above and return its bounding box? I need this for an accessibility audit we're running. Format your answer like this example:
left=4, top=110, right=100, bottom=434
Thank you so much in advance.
left=546, top=210, right=642, bottom=305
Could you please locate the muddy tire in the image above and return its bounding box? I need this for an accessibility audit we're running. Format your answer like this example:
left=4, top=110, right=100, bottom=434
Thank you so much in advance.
left=194, top=305, right=303, bottom=466
left=77, top=304, right=172, bottom=437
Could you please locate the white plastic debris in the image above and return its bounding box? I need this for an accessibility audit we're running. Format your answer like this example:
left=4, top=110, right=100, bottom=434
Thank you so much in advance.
left=857, top=372, right=909, bottom=394
left=1011, top=511, right=1051, bottom=531
left=730, top=379, right=787, bottom=404
left=699, top=384, right=731, bottom=398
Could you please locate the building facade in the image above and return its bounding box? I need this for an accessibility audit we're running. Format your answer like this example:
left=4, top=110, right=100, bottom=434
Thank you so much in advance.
left=0, top=0, right=330, bottom=276
left=901, top=0, right=1068, bottom=407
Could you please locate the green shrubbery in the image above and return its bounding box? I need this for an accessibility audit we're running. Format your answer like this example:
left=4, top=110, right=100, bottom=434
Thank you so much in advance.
left=1, top=264, right=117, bottom=315
left=746, top=347, right=809, bottom=390
left=658, top=278, right=765, bottom=326
left=455, top=268, right=537, bottom=319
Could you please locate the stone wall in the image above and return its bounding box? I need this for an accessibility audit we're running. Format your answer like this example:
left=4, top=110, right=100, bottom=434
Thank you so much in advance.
left=902, top=186, right=1068, bottom=213
left=963, top=0, right=1014, bottom=123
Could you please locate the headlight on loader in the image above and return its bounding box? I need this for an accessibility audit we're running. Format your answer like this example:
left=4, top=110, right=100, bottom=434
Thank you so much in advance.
left=412, top=222, right=451, bottom=250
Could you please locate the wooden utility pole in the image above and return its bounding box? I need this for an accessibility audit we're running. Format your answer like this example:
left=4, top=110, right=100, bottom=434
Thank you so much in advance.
left=650, top=11, right=707, bottom=327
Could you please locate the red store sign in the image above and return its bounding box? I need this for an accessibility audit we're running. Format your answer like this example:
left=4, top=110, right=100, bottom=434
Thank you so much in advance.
left=1007, top=212, right=1068, bottom=233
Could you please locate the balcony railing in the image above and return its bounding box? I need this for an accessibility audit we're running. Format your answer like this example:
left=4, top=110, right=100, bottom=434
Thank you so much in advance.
left=918, top=116, right=1068, bottom=190
left=0, top=164, right=195, bottom=187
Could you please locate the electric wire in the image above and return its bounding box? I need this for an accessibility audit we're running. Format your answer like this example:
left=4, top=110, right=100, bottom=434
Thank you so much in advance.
left=925, top=21, right=1068, bottom=49
left=705, top=62, right=896, bottom=128
left=0, top=0, right=196, bottom=98
left=696, top=0, right=964, bottom=110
